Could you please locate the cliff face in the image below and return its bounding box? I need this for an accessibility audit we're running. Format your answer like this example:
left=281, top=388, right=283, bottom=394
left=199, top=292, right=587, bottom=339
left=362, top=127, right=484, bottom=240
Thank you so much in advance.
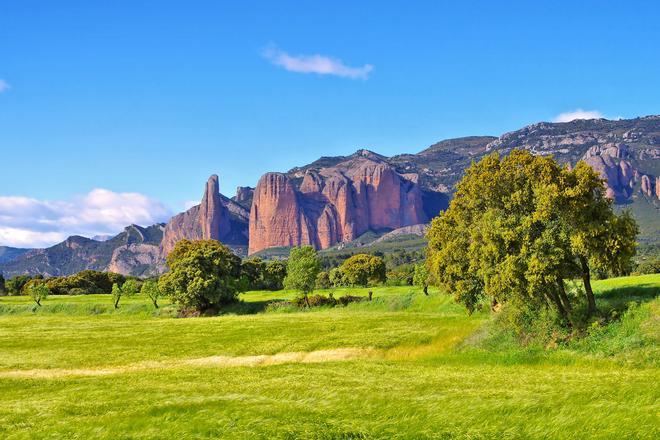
left=248, top=154, right=427, bottom=254
left=161, top=175, right=248, bottom=256
left=248, top=173, right=316, bottom=254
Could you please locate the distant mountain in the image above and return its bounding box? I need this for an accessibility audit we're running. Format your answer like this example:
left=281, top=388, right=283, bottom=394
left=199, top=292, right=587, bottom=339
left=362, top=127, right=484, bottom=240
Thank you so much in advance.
left=0, top=224, right=165, bottom=278
left=1, top=115, right=658, bottom=277
left=0, top=247, right=30, bottom=265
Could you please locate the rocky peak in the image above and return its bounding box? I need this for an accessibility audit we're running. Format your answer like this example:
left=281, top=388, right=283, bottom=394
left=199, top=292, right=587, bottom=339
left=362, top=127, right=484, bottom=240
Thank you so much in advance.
left=160, top=174, right=239, bottom=256
left=200, top=174, right=230, bottom=241
left=233, top=186, right=254, bottom=208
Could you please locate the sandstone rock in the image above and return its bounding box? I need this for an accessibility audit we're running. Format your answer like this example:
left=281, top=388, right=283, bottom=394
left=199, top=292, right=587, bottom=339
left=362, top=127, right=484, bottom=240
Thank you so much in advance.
left=248, top=173, right=316, bottom=254
left=161, top=174, right=243, bottom=256
left=233, top=186, right=254, bottom=208
left=641, top=175, right=653, bottom=197
left=248, top=156, right=427, bottom=254
left=656, top=177, right=660, bottom=199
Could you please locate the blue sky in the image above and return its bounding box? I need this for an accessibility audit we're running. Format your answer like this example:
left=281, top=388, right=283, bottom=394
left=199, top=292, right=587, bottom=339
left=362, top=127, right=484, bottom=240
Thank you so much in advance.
left=1, top=1, right=659, bottom=247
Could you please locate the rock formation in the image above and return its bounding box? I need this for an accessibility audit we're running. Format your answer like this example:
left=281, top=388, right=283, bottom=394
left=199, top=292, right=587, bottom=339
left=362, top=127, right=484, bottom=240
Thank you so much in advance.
left=248, top=173, right=316, bottom=254
left=233, top=186, right=254, bottom=208
left=248, top=155, right=427, bottom=254
left=161, top=175, right=247, bottom=256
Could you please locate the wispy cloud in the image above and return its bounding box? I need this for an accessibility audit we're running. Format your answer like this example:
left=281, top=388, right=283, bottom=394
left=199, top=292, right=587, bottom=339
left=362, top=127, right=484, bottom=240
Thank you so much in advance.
left=262, top=45, right=373, bottom=79
left=0, top=79, right=9, bottom=93
left=0, top=189, right=172, bottom=248
left=553, top=109, right=607, bottom=122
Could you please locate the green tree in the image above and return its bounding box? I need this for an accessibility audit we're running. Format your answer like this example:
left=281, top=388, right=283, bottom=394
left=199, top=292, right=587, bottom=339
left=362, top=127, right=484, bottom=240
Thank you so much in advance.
left=24, top=282, right=49, bottom=306
left=426, top=150, right=637, bottom=327
left=413, top=263, right=430, bottom=295
left=140, top=280, right=161, bottom=308
left=241, top=257, right=266, bottom=290
left=340, top=254, right=386, bottom=287
left=315, top=271, right=331, bottom=289
left=284, top=246, right=321, bottom=305
left=0, top=273, right=5, bottom=296
left=122, top=279, right=140, bottom=296
left=158, top=239, right=243, bottom=311
left=111, top=283, right=123, bottom=309
left=329, top=267, right=346, bottom=287
left=6, top=275, right=32, bottom=296
left=263, top=260, right=287, bottom=290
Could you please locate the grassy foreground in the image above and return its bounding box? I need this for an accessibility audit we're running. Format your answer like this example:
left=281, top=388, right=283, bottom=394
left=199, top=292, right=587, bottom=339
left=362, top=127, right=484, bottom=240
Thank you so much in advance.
left=0, top=276, right=658, bottom=439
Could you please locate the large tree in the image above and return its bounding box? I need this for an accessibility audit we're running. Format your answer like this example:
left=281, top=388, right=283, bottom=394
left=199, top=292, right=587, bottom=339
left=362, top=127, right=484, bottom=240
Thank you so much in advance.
left=158, top=239, right=243, bottom=311
left=427, top=150, right=637, bottom=324
left=284, top=246, right=321, bottom=304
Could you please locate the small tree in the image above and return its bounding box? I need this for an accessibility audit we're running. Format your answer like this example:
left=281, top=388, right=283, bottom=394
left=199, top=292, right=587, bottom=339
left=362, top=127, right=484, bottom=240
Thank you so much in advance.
left=111, top=283, right=123, bottom=309
left=284, top=246, right=321, bottom=306
left=122, top=279, right=140, bottom=296
left=340, top=254, right=387, bottom=287
left=413, top=263, right=429, bottom=295
left=0, top=273, right=5, bottom=296
left=25, top=282, right=49, bottom=306
left=141, top=280, right=161, bottom=308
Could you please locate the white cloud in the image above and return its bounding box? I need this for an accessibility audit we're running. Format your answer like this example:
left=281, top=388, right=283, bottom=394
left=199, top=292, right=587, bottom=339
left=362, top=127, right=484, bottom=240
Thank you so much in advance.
left=0, top=79, right=9, bottom=93
left=0, top=189, right=172, bottom=248
left=553, top=109, right=606, bottom=123
left=263, top=46, right=373, bottom=79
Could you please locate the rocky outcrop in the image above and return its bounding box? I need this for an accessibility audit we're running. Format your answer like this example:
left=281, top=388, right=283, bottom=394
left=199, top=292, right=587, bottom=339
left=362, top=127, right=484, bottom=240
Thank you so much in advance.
left=161, top=175, right=247, bottom=256
left=248, top=173, right=316, bottom=254
left=248, top=155, right=427, bottom=254
left=233, top=186, right=254, bottom=208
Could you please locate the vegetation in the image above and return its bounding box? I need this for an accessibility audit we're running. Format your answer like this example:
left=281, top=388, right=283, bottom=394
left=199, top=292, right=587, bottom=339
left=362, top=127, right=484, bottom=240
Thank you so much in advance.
left=283, top=246, right=321, bottom=305
left=0, top=273, right=5, bottom=295
left=339, top=254, right=386, bottom=287
left=158, top=240, right=243, bottom=312
left=23, top=282, right=49, bottom=306
left=427, top=151, right=638, bottom=332
left=140, top=280, right=161, bottom=308
left=0, top=275, right=656, bottom=438
left=413, top=263, right=429, bottom=295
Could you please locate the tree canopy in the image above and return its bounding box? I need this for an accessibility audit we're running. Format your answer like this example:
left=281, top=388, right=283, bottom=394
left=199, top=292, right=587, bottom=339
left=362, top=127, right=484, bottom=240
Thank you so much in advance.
left=426, top=150, right=637, bottom=325
left=158, top=239, right=243, bottom=311
left=284, top=246, right=321, bottom=296
left=340, top=254, right=387, bottom=287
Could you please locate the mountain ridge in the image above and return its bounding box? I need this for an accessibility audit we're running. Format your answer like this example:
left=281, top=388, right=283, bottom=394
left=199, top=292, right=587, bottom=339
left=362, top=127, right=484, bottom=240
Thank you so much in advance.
left=1, top=115, right=658, bottom=277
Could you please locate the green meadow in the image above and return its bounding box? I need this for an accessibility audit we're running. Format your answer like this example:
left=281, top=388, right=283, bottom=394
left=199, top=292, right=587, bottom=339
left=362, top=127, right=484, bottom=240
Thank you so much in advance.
left=0, top=275, right=658, bottom=439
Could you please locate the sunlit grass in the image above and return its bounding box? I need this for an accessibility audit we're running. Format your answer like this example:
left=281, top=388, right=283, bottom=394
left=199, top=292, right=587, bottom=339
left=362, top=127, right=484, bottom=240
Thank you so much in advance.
left=0, top=276, right=657, bottom=438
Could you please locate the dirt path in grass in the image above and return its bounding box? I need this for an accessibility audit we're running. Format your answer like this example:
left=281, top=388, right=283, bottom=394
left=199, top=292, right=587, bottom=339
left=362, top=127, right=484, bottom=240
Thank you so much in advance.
left=0, top=348, right=378, bottom=379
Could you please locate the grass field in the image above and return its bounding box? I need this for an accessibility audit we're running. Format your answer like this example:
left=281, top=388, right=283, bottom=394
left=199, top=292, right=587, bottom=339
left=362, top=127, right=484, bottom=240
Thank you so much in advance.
left=0, top=276, right=658, bottom=438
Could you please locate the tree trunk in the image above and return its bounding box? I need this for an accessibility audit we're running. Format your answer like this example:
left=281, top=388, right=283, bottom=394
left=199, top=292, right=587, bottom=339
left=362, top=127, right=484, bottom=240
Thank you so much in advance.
left=546, top=290, right=568, bottom=321
left=580, top=256, right=597, bottom=317
left=114, top=297, right=120, bottom=309
left=36, top=299, right=41, bottom=306
left=153, top=300, right=159, bottom=309
left=423, top=285, right=428, bottom=296
left=304, top=293, right=310, bottom=308
left=557, top=279, right=572, bottom=313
